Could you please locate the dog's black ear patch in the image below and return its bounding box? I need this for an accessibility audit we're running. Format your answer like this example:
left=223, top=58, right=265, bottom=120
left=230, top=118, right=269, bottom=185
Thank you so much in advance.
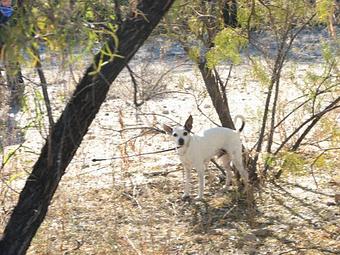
left=184, top=115, right=193, bottom=131
left=163, top=124, right=173, bottom=135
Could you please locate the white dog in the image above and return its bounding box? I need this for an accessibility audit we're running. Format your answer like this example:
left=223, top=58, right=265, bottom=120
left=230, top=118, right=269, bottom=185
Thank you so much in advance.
left=163, top=115, right=249, bottom=200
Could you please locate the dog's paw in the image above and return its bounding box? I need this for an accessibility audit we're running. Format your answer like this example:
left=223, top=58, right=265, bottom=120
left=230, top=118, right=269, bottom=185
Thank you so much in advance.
left=181, top=194, right=191, bottom=201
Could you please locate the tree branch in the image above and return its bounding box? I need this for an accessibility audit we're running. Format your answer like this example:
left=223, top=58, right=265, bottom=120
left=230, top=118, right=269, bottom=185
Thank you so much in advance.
left=274, top=96, right=340, bottom=154
left=291, top=102, right=340, bottom=151
left=126, top=64, right=144, bottom=107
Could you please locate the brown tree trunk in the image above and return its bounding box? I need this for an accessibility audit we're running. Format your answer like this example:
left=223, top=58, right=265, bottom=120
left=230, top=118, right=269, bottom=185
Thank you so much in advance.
left=222, top=0, right=238, bottom=28
left=0, top=1, right=175, bottom=254
left=198, top=60, right=234, bottom=129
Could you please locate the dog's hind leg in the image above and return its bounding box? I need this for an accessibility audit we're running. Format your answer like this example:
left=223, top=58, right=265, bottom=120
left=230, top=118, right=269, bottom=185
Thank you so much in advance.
left=220, top=153, right=233, bottom=188
left=231, top=152, right=249, bottom=187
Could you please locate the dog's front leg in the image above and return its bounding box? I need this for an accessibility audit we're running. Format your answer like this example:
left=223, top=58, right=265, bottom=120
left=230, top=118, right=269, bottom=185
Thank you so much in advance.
left=182, top=164, right=192, bottom=200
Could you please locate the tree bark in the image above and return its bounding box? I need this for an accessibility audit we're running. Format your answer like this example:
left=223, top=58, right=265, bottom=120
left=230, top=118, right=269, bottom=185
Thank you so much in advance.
left=0, top=1, right=175, bottom=254
left=198, top=60, right=234, bottom=129
left=222, top=0, right=238, bottom=28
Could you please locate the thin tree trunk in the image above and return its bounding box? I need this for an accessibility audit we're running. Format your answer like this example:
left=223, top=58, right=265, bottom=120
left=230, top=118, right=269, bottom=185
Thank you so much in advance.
left=34, top=50, right=54, bottom=128
left=198, top=60, right=234, bottom=129
left=222, top=0, right=238, bottom=28
left=252, top=30, right=287, bottom=169
left=33, top=48, right=55, bottom=171
left=0, top=1, right=175, bottom=254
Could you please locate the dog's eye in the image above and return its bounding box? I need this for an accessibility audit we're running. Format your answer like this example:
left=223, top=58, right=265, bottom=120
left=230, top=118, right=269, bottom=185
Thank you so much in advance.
left=183, top=132, right=188, bottom=136
left=173, top=133, right=178, bottom=137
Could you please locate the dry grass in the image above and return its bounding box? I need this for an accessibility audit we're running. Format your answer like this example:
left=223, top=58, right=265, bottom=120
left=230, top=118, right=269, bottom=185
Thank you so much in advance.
left=19, top=166, right=339, bottom=254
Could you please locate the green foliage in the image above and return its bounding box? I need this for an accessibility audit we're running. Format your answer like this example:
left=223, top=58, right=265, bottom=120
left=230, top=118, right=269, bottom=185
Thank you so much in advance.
left=264, top=153, right=276, bottom=168
left=316, top=0, right=334, bottom=23
left=281, top=152, right=306, bottom=175
left=320, top=118, right=340, bottom=147
left=331, top=127, right=340, bottom=147
left=313, top=154, right=327, bottom=169
left=187, top=17, right=204, bottom=38
left=1, top=0, right=121, bottom=69
left=166, top=0, right=250, bottom=69
left=32, top=88, right=45, bottom=131
left=206, top=28, right=247, bottom=69
left=251, top=58, right=270, bottom=87
left=237, top=1, right=252, bottom=29
left=321, top=41, right=339, bottom=65
left=2, top=149, right=14, bottom=166
left=6, top=171, right=26, bottom=185
left=21, top=95, right=30, bottom=114
left=187, top=46, right=200, bottom=63
left=238, top=0, right=315, bottom=30
left=264, top=152, right=307, bottom=176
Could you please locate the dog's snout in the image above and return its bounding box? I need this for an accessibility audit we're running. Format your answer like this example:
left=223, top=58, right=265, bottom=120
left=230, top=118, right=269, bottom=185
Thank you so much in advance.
left=178, top=138, right=184, bottom=146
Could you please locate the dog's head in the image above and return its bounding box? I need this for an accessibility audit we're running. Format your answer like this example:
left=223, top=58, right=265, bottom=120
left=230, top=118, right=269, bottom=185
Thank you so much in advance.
left=163, top=115, right=193, bottom=148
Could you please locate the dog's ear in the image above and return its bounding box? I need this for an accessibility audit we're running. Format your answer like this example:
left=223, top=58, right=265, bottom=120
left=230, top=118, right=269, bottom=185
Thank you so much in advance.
left=184, top=115, right=193, bottom=131
left=163, top=124, right=173, bottom=135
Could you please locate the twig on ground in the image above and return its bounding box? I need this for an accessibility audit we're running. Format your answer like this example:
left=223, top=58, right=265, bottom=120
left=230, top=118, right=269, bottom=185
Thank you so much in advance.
left=124, top=235, right=142, bottom=255
left=278, top=246, right=338, bottom=255
left=143, top=169, right=180, bottom=177
left=223, top=203, right=237, bottom=218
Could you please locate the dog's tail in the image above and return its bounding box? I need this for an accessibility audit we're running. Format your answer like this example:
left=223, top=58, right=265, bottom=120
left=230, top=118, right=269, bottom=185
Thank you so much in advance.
left=234, top=115, right=245, bottom=132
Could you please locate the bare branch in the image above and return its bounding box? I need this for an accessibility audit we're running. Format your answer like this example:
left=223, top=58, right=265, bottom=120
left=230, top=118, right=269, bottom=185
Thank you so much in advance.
left=310, top=147, right=340, bottom=187
left=274, top=97, right=340, bottom=154
left=291, top=103, right=340, bottom=151
left=126, top=64, right=144, bottom=107
left=274, top=77, right=336, bottom=129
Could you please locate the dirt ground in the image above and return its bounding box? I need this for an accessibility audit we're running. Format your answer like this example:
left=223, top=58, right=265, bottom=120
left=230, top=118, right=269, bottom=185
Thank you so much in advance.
left=26, top=170, right=340, bottom=255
